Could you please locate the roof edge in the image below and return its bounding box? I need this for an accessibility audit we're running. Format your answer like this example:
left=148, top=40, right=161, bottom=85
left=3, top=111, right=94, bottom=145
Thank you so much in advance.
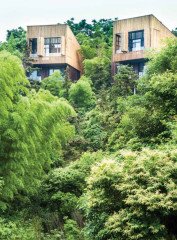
left=27, top=23, right=67, bottom=28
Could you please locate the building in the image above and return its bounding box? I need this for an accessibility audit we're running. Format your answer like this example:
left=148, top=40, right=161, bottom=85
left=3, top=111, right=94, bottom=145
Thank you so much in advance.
left=27, top=24, right=82, bottom=81
left=112, top=15, right=175, bottom=76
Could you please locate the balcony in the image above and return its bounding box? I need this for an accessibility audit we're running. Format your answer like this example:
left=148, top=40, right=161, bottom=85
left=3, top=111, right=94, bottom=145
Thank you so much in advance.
left=113, top=50, right=145, bottom=62
left=29, top=54, right=66, bottom=65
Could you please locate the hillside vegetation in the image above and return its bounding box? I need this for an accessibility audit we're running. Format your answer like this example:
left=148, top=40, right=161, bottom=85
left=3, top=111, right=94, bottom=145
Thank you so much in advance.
left=0, top=19, right=177, bottom=239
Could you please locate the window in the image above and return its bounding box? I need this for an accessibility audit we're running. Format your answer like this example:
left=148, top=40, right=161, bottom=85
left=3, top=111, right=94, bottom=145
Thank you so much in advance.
left=132, top=62, right=145, bottom=77
left=49, top=69, right=60, bottom=76
left=128, top=30, right=144, bottom=51
left=115, top=34, right=121, bottom=53
left=138, top=62, right=145, bottom=77
left=44, top=37, right=61, bottom=56
left=29, top=38, right=37, bottom=54
left=29, top=70, right=41, bottom=81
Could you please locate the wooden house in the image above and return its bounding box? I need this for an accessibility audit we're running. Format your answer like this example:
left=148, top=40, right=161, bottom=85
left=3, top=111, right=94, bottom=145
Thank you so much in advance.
left=112, top=15, right=175, bottom=76
left=27, top=24, right=82, bottom=81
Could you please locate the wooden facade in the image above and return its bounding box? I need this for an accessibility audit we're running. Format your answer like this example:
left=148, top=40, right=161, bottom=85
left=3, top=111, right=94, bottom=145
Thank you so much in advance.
left=112, top=15, right=175, bottom=75
left=27, top=24, right=82, bottom=81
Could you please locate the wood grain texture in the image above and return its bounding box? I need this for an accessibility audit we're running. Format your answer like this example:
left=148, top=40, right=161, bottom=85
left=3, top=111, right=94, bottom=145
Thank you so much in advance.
left=112, top=15, right=175, bottom=63
left=27, top=24, right=82, bottom=71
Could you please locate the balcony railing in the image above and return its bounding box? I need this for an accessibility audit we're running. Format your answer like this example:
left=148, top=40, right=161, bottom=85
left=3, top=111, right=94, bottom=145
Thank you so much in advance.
left=113, top=50, right=145, bottom=62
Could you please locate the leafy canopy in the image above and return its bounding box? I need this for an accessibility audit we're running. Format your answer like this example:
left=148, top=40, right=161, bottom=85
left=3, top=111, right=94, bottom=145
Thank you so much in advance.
left=0, top=51, right=76, bottom=209
left=69, top=76, right=95, bottom=109
left=82, top=149, right=177, bottom=240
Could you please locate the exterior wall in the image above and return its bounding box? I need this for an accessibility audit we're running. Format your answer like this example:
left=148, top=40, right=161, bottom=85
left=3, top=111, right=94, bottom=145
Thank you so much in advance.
left=150, top=15, right=175, bottom=49
left=112, top=15, right=175, bottom=65
left=27, top=24, right=82, bottom=72
left=65, top=26, right=82, bottom=72
left=29, top=64, right=80, bottom=81
left=27, top=24, right=67, bottom=65
left=112, top=15, right=151, bottom=63
left=66, top=65, right=81, bottom=81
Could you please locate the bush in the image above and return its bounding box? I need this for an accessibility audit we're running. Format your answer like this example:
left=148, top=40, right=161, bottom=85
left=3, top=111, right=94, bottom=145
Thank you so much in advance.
left=82, top=148, right=177, bottom=239
left=41, top=71, right=66, bottom=97
left=69, top=76, right=95, bottom=109
left=39, top=151, right=103, bottom=231
left=0, top=217, right=37, bottom=240
left=112, top=65, right=138, bottom=97
left=64, top=218, right=84, bottom=240
left=84, top=57, right=111, bottom=90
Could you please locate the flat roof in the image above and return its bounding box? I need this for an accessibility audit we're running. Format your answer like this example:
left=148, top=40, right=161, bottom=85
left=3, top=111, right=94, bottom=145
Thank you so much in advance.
left=27, top=23, right=67, bottom=27
left=114, top=14, right=174, bottom=35
left=114, top=14, right=153, bottom=22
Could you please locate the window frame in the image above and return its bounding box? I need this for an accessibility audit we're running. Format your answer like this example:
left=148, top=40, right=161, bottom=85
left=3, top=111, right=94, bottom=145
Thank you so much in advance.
left=128, top=30, right=144, bottom=52
left=29, top=38, right=37, bottom=55
left=44, top=37, right=61, bottom=55
left=115, top=33, right=121, bottom=53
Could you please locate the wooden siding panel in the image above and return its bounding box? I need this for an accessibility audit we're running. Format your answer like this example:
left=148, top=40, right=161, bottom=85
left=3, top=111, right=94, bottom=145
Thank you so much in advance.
left=112, top=15, right=176, bottom=65
left=66, top=26, right=82, bottom=71
left=27, top=24, right=81, bottom=72
left=114, top=50, right=145, bottom=62
left=150, top=15, right=175, bottom=49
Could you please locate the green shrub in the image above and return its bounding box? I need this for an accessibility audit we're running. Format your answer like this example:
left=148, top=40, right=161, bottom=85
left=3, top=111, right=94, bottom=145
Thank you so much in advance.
left=82, top=148, right=177, bottom=239
left=69, top=76, right=95, bottom=109
left=0, top=218, right=37, bottom=240
left=41, top=71, right=66, bottom=97
left=84, top=57, right=111, bottom=90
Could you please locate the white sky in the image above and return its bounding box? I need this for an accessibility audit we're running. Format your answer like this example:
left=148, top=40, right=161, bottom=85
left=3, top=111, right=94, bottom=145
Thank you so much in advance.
left=0, top=0, right=177, bottom=41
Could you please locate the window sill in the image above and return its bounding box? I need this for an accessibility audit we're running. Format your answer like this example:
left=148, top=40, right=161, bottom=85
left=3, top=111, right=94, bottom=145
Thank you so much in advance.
left=30, top=54, right=38, bottom=58
left=44, top=53, right=62, bottom=57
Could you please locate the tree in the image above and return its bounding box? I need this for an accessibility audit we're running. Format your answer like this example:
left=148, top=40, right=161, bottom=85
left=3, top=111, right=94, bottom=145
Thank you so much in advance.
left=84, top=57, right=111, bottom=90
left=82, top=149, right=177, bottom=240
left=66, top=18, right=113, bottom=60
left=6, top=27, right=27, bottom=53
left=66, top=18, right=113, bottom=42
left=108, top=38, right=177, bottom=150
left=112, top=65, right=138, bottom=97
left=0, top=51, right=76, bottom=209
left=34, top=152, right=103, bottom=235
left=146, top=38, right=177, bottom=76
left=0, top=27, right=27, bottom=58
left=81, top=106, right=108, bottom=150
left=0, top=217, right=37, bottom=240
left=41, top=71, right=67, bottom=97
left=69, top=76, right=95, bottom=109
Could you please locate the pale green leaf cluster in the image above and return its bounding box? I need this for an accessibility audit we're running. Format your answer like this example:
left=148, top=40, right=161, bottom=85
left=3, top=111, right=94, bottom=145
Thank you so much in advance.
left=82, top=149, right=177, bottom=239
left=69, top=76, right=95, bottom=109
left=0, top=51, right=76, bottom=208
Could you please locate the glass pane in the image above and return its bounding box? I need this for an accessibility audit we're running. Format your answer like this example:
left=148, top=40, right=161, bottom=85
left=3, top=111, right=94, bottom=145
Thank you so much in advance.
left=136, top=31, right=143, bottom=39
left=29, top=38, right=37, bottom=54
left=132, top=39, right=141, bottom=51
left=49, top=69, right=54, bottom=75
left=131, top=32, right=136, bottom=39
left=51, top=38, right=55, bottom=43
left=44, top=38, right=50, bottom=44
left=139, top=62, right=144, bottom=72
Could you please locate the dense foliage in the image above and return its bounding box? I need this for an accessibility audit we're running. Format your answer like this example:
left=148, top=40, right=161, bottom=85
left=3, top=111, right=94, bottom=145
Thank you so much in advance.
left=0, top=51, right=75, bottom=210
left=82, top=149, right=177, bottom=240
left=69, top=76, right=95, bottom=108
left=0, top=27, right=27, bottom=59
left=66, top=18, right=113, bottom=59
left=0, top=19, right=177, bottom=240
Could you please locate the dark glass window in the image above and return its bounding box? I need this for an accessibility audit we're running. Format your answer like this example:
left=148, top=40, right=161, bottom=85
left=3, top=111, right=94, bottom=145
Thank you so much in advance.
left=44, top=37, right=61, bottom=54
left=128, top=30, right=144, bottom=52
left=132, top=62, right=145, bottom=77
left=29, top=38, right=37, bottom=54
left=37, top=69, right=41, bottom=77
left=115, top=34, right=121, bottom=53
